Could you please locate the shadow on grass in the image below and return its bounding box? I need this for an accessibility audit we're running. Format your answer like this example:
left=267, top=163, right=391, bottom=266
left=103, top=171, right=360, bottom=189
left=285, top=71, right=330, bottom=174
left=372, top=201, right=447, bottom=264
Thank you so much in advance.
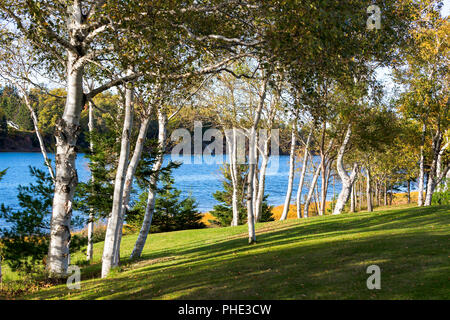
left=23, top=205, right=449, bottom=300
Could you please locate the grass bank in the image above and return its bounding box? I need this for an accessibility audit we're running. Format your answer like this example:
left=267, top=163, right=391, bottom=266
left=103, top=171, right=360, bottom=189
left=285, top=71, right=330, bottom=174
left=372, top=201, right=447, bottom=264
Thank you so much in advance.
left=7, top=204, right=448, bottom=300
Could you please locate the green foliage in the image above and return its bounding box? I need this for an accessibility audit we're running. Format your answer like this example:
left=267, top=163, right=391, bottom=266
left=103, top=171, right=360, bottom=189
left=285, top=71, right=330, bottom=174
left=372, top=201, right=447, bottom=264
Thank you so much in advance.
left=74, top=127, right=119, bottom=223
left=0, top=167, right=7, bottom=180
left=34, top=88, right=65, bottom=134
left=210, top=164, right=274, bottom=226
left=431, top=182, right=450, bottom=206
left=0, top=167, right=83, bottom=274
left=19, top=205, right=450, bottom=300
left=76, top=225, right=107, bottom=244
left=0, top=86, right=33, bottom=131
left=0, top=106, right=7, bottom=137
left=0, top=167, right=52, bottom=273
left=127, top=168, right=205, bottom=233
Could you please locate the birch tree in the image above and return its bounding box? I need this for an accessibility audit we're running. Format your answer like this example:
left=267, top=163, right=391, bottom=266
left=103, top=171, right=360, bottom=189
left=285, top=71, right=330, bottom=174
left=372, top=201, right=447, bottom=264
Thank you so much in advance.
left=295, top=129, right=313, bottom=218
left=246, top=73, right=268, bottom=243
left=332, top=124, right=359, bottom=215
left=280, top=117, right=298, bottom=220
left=394, top=4, right=449, bottom=206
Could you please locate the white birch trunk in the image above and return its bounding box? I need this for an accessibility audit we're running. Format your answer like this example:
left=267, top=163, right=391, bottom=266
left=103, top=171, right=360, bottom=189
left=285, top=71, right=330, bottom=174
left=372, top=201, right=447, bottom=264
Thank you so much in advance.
left=246, top=76, right=268, bottom=243
left=417, top=123, right=426, bottom=206
left=350, top=183, right=355, bottom=213
left=332, top=125, right=358, bottom=215
left=114, top=116, right=151, bottom=263
left=366, top=167, right=373, bottom=212
left=101, top=73, right=134, bottom=278
left=130, top=110, right=167, bottom=259
left=252, top=134, right=259, bottom=218
left=319, top=161, right=332, bottom=216
left=255, top=131, right=270, bottom=222
left=424, top=131, right=443, bottom=206
left=247, top=139, right=257, bottom=243
left=17, top=87, right=55, bottom=181
left=225, top=128, right=240, bottom=226
left=47, top=47, right=84, bottom=277
left=295, top=130, right=312, bottom=218
left=303, top=162, right=321, bottom=218
left=86, top=101, right=94, bottom=261
left=280, top=123, right=297, bottom=220
left=435, top=140, right=449, bottom=192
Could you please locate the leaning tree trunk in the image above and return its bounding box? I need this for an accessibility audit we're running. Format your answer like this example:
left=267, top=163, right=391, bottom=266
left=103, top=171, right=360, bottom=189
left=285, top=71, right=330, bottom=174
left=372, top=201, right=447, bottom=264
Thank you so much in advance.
left=280, top=123, right=297, bottom=220
left=114, top=116, right=152, bottom=263
left=86, top=101, right=95, bottom=261
left=296, top=130, right=312, bottom=218
left=417, top=123, right=427, bottom=206
left=246, top=141, right=257, bottom=244
left=252, top=134, right=259, bottom=219
left=17, top=87, right=55, bottom=182
left=332, top=125, right=358, bottom=215
left=130, top=110, right=167, bottom=259
left=47, top=49, right=84, bottom=277
left=255, top=130, right=271, bottom=222
left=303, top=161, right=321, bottom=218
left=101, top=76, right=134, bottom=278
left=319, top=161, right=332, bottom=216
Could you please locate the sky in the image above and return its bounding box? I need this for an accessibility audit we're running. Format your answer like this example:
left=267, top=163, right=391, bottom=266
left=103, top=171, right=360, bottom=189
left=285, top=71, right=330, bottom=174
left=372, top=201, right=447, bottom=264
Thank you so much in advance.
left=443, top=0, right=450, bottom=17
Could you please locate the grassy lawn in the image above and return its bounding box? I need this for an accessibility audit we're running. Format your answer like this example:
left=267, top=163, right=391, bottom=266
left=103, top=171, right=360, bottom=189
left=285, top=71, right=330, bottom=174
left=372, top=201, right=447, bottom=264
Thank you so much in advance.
left=6, top=204, right=450, bottom=300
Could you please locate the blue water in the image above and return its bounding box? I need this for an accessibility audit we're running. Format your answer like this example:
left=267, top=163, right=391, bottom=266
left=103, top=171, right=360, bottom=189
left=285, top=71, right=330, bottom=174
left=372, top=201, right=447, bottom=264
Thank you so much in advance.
left=0, top=153, right=342, bottom=220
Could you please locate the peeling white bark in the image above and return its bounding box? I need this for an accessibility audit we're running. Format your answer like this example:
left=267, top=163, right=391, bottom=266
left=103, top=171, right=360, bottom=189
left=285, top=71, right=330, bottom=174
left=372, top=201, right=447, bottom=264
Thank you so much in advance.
left=47, top=48, right=84, bottom=277
left=332, top=125, right=358, bottom=215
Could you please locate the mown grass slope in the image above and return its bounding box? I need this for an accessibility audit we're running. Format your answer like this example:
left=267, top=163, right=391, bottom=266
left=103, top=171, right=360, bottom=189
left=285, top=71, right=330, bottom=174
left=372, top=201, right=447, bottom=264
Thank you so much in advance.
left=19, top=204, right=450, bottom=300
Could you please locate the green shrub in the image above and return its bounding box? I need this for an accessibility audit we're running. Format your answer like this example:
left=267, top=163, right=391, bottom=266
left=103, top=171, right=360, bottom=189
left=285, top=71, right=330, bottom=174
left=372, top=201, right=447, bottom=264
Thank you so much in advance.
left=431, top=188, right=450, bottom=206
left=0, top=167, right=83, bottom=274
left=127, top=170, right=205, bottom=233
left=210, top=164, right=274, bottom=226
